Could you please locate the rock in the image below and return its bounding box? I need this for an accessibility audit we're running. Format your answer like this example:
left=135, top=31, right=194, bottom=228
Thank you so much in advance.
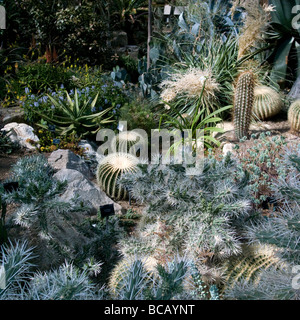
left=1, top=107, right=25, bottom=125
left=111, top=31, right=128, bottom=48
left=222, top=143, right=236, bottom=156
left=79, top=140, right=103, bottom=163
left=53, top=169, right=123, bottom=215
left=48, top=149, right=93, bottom=179
left=1, top=122, right=39, bottom=149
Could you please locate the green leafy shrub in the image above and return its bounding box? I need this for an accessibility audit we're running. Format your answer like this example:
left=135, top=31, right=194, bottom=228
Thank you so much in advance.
left=7, top=62, right=74, bottom=97
left=0, top=130, right=19, bottom=155
left=119, top=96, right=158, bottom=135
left=21, top=78, right=129, bottom=126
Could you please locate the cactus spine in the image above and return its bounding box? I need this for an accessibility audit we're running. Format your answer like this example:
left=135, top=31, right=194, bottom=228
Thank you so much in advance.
left=96, top=153, right=139, bottom=200
left=288, top=100, right=300, bottom=132
left=111, top=131, right=144, bottom=154
left=233, top=71, right=255, bottom=140
left=252, top=86, right=282, bottom=120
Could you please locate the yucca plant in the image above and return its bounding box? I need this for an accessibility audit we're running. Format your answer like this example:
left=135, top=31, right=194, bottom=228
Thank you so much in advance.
left=97, top=153, right=140, bottom=200
left=252, top=85, right=282, bottom=120
left=266, top=0, right=300, bottom=86
left=288, top=100, right=300, bottom=132
left=33, top=89, right=114, bottom=137
left=159, top=102, right=232, bottom=150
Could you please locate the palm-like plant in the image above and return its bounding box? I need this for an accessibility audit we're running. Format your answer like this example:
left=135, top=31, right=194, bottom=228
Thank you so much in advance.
left=159, top=89, right=232, bottom=150
left=266, top=0, right=300, bottom=86
left=34, top=89, right=114, bottom=137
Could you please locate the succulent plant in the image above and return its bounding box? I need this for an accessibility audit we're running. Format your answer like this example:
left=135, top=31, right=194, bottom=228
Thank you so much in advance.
left=33, top=89, right=114, bottom=137
left=288, top=100, right=300, bottom=132
left=111, top=131, right=146, bottom=155
left=96, top=153, right=139, bottom=200
left=233, top=71, right=255, bottom=140
left=252, top=86, right=282, bottom=120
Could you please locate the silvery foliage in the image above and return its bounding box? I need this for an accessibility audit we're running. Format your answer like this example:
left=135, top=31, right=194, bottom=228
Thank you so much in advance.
left=225, top=145, right=300, bottom=300
left=119, top=153, right=252, bottom=261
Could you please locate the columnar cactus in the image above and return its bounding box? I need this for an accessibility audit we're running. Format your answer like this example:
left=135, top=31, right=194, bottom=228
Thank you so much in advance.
left=252, top=86, right=282, bottom=120
left=233, top=71, right=255, bottom=140
left=96, top=153, right=139, bottom=200
left=288, top=100, right=300, bottom=132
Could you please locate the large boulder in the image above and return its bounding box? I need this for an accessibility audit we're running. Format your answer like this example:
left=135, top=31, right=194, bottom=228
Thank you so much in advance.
left=53, top=169, right=123, bottom=215
left=1, top=122, right=39, bottom=149
left=48, top=149, right=93, bottom=179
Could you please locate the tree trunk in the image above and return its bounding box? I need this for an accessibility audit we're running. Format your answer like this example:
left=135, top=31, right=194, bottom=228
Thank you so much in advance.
left=147, top=0, right=152, bottom=71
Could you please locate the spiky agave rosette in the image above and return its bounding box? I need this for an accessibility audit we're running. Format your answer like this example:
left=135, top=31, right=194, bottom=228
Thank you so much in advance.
left=96, top=153, right=140, bottom=200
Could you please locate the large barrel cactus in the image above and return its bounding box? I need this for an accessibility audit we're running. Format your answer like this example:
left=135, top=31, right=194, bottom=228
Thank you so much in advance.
left=288, top=100, right=300, bottom=132
left=233, top=71, right=255, bottom=140
left=96, top=152, right=139, bottom=200
left=252, top=86, right=282, bottom=120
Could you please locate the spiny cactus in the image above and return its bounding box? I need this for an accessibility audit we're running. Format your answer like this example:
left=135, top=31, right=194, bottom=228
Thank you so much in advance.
left=111, top=131, right=145, bottom=154
left=288, top=100, right=300, bottom=132
left=108, top=255, right=191, bottom=300
left=223, top=244, right=284, bottom=292
left=97, top=153, right=139, bottom=200
left=252, top=85, right=282, bottom=120
left=233, top=71, right=255, bottom=140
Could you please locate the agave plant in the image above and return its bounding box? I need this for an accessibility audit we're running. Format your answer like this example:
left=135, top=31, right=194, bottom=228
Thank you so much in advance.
left=266, top=0, right=300, bottom=86
left=34, top=89, right=114, bottom=137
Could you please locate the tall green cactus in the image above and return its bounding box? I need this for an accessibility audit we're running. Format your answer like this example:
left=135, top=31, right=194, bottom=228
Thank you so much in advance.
left=252, top=86, right=282, bottom=120
left=96, top=153, right=139, bottom=200
left=288, top=100, right=300, bottom=132
left=233, top=71, right=255, bottom=140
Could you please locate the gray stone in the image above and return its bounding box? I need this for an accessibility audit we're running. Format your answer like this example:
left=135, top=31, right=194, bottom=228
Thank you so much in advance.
left=53, top=169, right=123, bottom=215
left=1, top=107, right=25, bottom=124
left=222, top=143, right=236, bottom=156
left=111, top=31, right=128, bottom=48
left=1, top=122, right=39, bottom=149
left=48, top=149, right=93, bottom=179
